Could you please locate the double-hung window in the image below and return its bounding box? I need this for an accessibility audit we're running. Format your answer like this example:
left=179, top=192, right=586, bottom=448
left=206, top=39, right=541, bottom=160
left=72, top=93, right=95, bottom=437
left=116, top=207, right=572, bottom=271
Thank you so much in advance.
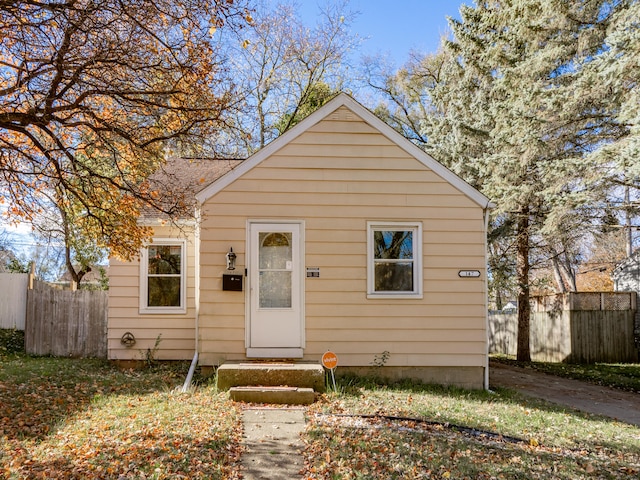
left=140, top=239, right=186, bottom=313
left=367, top=222, right=422, bottom=298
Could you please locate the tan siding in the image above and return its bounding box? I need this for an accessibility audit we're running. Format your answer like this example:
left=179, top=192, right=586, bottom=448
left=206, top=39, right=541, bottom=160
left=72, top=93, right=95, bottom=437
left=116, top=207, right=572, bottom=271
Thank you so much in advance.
left=307, top=118, right=378, bottom=134
left=316, top=354, right=486, bottom=367
left=309, top=329, right=487, bottom=343
left=202, top=203, right=480, bottom=221
left=275, top=143, right=410, bottom=159
left=225, top=179, right=464, bottom=195
left=107, top=226, right=197, bottom=361
left=290, top=131, right=396, bottom=146
left=213, top=191, right=477, bottom=209
left=306, top=341, right=487, bottom=356
left=304, top=303, right=484, bottom=318
left=305, top=316, right=485, bottom=330
left=239, top=166, right=452, bottom=182
left=198, top=110, right=488, bottom=373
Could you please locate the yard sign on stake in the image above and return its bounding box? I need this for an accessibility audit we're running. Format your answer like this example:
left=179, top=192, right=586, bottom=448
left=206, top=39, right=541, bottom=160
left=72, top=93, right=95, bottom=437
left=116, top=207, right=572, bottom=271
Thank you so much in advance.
left=322, top=351, right=338, bottom=391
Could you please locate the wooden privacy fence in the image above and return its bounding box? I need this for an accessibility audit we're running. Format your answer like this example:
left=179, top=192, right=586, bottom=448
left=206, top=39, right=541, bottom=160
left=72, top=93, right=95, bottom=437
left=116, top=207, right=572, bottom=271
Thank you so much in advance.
left=25, top=279, right=108, bottom=358
left=489, top=292, right=639, bottom=363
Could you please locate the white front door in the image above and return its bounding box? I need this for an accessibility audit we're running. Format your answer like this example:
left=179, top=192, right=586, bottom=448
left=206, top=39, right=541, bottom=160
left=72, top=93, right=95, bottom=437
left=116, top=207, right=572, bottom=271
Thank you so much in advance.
left=247, top=222, right=304, bottom=357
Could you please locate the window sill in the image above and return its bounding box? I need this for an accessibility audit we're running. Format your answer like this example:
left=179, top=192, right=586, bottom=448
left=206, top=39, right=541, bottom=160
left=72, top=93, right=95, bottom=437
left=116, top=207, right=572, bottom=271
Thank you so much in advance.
left=367, top=293, right=423, bottom=300
left=139, top=307, right=187, bottom=315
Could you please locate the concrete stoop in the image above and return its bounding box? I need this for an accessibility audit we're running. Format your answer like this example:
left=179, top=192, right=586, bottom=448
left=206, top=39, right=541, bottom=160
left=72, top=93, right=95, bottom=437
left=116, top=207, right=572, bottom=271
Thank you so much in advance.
left=217, top=362, right=325, bottom=405
left=230, top=386, right=316, bottom=405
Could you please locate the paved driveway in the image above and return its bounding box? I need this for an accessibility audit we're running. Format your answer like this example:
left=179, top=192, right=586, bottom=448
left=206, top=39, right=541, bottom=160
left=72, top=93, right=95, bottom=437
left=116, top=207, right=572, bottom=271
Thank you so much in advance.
left=489, top=360, right=640, bottom=427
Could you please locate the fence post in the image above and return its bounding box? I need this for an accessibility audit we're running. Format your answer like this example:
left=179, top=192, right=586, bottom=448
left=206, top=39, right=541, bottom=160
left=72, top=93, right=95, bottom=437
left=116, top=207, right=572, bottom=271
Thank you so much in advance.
left=28, top=262, right=35, bottom=290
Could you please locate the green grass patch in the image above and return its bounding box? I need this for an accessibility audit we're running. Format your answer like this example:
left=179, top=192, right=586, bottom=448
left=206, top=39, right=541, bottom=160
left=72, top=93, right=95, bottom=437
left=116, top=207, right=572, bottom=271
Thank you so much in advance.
left=303, top=377, right=640, bottom=479
left=0, top=354, right=241, bottom=479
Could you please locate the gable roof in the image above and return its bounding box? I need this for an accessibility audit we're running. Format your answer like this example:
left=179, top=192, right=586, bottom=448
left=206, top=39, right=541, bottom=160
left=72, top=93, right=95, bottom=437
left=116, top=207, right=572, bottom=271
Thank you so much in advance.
left=196, top=93, right=493, bottom=209
left=141, top=157, right=243, bottom=221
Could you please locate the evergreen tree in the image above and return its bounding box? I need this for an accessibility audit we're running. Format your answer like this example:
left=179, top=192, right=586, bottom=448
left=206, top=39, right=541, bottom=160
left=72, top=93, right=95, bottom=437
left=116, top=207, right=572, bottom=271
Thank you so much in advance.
left=368, top=0, right=636, bottom=360
left=434, top=0, right=632, bottom=361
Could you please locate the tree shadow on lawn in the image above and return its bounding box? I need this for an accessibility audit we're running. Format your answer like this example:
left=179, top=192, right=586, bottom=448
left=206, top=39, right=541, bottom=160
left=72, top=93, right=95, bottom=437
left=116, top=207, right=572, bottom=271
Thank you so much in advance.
left=0, top=356, right=187, bottom=442
left=309, top=376, right=640, bottom=478
left=305, top=412, right=640, bottom=479
left=1, top=356, right=243, bottom=478
left=324, top=374, right=640, bottom=452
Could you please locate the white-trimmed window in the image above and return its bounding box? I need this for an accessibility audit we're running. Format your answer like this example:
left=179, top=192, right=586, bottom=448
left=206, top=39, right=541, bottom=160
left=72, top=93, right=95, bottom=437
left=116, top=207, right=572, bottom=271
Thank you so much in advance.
left=367, top=222, right=423, bottom=298
left=140, top=239, right=187, bottom=313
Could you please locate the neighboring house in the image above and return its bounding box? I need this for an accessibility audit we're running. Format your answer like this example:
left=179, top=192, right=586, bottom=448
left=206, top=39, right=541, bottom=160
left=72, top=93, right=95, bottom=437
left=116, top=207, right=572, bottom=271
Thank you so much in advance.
left=614, top=250, right=640, bottom=293
left=108, top=94, right=493, bottom=389
left=502, top=301, right=517, bottom=313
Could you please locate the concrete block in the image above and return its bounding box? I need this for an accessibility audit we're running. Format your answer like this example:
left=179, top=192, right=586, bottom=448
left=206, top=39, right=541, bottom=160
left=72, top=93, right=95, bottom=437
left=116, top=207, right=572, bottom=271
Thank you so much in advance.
left=217, top=363, right=325, bottom=392
left=230, top=386, right=316, bottom=405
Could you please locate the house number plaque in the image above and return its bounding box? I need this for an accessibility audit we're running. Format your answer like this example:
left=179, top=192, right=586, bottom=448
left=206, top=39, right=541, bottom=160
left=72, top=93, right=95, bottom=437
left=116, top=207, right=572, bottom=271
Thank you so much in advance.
left=306, top=267, right=320, bottom=278
left=458, top=270, right=481, bottom=278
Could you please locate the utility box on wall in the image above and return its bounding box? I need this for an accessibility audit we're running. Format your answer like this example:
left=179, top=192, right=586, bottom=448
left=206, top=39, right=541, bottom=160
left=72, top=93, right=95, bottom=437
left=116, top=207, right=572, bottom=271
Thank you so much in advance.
left=222, top=274, right=243, bottom=291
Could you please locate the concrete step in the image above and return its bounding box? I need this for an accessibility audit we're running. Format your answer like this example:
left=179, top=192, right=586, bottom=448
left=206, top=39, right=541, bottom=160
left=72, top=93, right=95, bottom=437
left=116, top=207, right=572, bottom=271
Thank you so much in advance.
left=230, top=386, right=316, bottom=405
left=217, top=362, right=325, bottom=393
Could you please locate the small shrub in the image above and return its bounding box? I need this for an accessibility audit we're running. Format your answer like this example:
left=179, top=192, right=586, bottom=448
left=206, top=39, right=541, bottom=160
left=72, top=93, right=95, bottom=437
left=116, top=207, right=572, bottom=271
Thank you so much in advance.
left=0, top=328, right=25, bottom=354
left=371, top=350, right=391, bottom=367
left=141, top=334, right=163, bottom=368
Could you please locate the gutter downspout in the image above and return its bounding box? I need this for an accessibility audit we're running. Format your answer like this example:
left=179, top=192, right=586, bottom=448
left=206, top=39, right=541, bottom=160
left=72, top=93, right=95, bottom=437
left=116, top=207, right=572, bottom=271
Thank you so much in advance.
left=483, top=201, right=495, bottom=391
left=182, top=205, right=202, bottom=392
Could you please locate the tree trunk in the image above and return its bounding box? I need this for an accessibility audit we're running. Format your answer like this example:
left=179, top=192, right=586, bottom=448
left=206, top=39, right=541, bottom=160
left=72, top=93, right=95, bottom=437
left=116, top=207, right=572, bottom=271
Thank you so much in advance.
left=560, top=259, right=576, bottom=292
left=495, top=291, right=504, bottom=311
left=551, top=255, right=567, bottom=293
left=625, top=185, right=633, bottom=257
left=516, top=208, right=531, bottom=362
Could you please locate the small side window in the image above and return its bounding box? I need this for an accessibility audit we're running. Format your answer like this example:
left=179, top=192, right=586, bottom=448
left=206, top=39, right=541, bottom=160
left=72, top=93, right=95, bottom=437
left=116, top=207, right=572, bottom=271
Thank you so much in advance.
left=140, top=239, right=186, bottom=313
left=367, top=222, right=422, bottom=298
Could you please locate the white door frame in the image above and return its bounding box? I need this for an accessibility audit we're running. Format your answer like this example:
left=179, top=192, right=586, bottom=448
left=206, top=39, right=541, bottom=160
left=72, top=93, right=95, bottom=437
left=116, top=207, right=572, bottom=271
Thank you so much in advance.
left=245, top=220, right=305, bottom=358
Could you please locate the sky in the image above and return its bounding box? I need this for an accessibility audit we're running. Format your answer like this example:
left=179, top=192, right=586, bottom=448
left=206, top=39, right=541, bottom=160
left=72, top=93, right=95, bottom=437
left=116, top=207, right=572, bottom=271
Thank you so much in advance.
left=298, top=0, right=467, bottom=64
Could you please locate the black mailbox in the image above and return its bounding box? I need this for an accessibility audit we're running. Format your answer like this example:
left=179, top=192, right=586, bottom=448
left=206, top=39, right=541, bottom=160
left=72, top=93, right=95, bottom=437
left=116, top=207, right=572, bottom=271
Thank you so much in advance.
left=222, top=274, right=243, bottom=291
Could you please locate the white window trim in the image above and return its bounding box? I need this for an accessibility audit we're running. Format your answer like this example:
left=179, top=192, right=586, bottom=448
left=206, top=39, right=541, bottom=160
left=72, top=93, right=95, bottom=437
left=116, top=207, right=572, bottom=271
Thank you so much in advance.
left=367, top=221, right=423, bottom=299
left=139, top=238, right=187, bottom=314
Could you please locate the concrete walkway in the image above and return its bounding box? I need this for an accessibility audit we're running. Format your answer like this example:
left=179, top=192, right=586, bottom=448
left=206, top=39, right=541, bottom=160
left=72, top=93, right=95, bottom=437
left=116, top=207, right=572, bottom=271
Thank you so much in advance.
left=241, top=407, right=306, bottom=479
left=490, top=360, right=640, bottom=426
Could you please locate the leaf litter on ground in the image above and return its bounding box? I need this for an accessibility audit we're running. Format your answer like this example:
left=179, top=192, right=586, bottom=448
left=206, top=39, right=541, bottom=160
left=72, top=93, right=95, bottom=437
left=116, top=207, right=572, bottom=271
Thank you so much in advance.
left=3, top=356, right=640, bottom=479
left=302, top=381, right=640, bottom=479
left=1, top=356, right=243, bottom=479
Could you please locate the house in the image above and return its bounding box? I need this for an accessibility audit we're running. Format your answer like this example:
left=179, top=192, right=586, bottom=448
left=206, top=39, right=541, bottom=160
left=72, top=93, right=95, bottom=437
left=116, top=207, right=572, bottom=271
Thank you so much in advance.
left=501, top=301, right=517, bottom=313
left=614, top=250, right=640, bottom=294
left=108, top=94, right=493, bottom=389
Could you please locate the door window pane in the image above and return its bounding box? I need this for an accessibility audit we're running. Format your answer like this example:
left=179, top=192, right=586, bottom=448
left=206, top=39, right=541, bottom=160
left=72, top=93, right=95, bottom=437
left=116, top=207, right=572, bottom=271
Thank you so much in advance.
left=259, top=232, right=293, bottom=308
left=259, top=232, right=291, bottom=269
left=259, top=271, right=292, bottom=308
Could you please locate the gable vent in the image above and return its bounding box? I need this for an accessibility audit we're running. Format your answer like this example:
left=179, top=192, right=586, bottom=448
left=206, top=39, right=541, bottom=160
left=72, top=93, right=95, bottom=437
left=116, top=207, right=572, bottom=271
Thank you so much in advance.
left=328, top=108, right=356, bottom=121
